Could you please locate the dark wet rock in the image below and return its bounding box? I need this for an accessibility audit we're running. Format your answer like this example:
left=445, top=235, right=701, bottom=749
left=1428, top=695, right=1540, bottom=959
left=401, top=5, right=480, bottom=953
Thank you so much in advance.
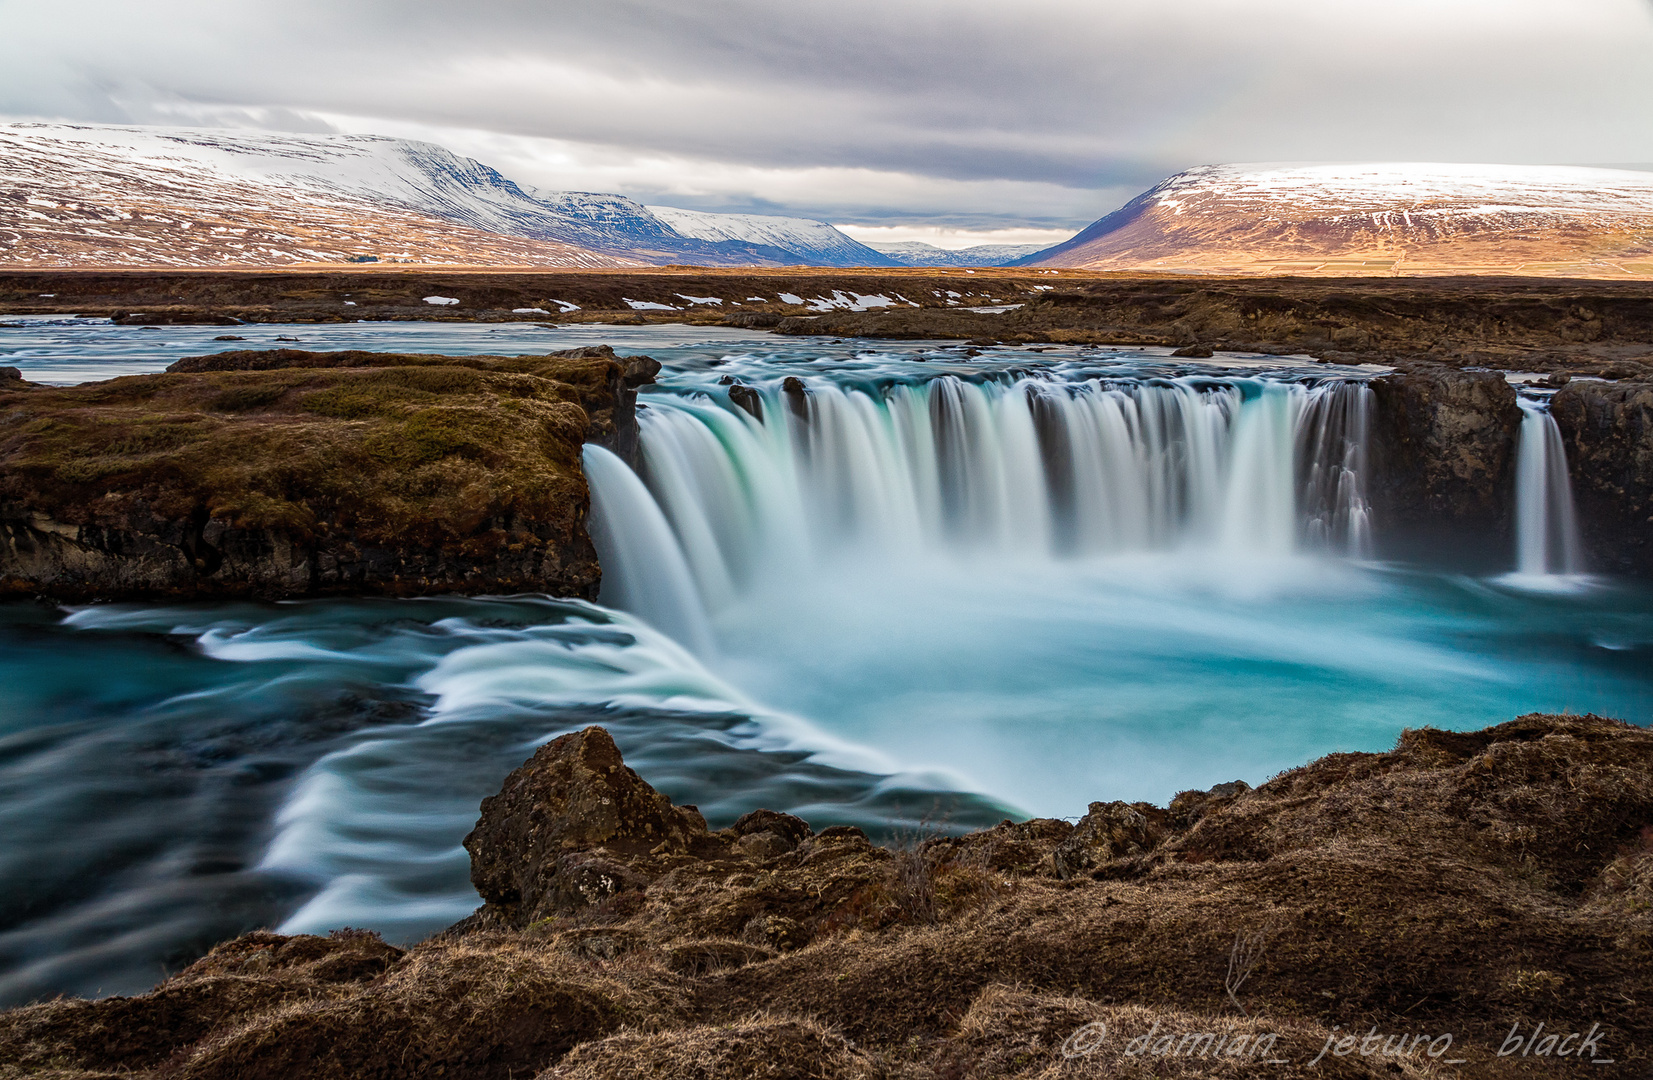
left=1368, top=361, right=1522, bottom=568
left=781, top=375, right=809, bottom=420
left=1170, top=343, right=1214, bottom=357
left=717, top=373, right=737, bottom=385
left=1552, top=377, right=1653, bottom=575
left=0, top=366, right=21, bottom=381
left=1050, top=801, right=1171, bottom=879
left=728, top=383, right=764, bottom=422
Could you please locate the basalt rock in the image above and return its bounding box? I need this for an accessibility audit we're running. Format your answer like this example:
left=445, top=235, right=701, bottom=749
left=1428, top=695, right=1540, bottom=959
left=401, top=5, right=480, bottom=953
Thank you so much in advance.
left=781, top=376, right=809, bottom=421
left=0, top=346, right=656, bottom=602
left=1551, top=376, right=1653, bottom=575
left=1368, top=361, right=1523, bottom=568
left=727, top=382, right=763, bottom=422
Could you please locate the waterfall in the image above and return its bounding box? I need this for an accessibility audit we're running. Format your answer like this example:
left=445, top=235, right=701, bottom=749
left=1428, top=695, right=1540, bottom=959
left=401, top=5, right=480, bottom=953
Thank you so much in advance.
left=1512, top=397, right=1585, bottom=577
left=583, top=445, right=715, bottom=655
left=586, top=372, right=1374, bottom=647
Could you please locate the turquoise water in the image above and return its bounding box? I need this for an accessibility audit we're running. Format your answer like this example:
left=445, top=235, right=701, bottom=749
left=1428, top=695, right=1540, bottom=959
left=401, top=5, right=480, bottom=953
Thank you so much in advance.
left=0, top=320, right=1648, bottom=1005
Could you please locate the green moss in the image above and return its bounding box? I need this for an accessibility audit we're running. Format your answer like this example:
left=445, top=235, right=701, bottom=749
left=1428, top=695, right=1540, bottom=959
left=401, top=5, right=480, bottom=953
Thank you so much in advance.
left=0, top=351, right=619, bottom=551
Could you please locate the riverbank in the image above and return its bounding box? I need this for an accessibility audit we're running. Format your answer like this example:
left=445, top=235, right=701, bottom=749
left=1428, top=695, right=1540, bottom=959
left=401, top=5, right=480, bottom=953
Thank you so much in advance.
left=3, top=712, right=1648, bottom=1079
left=3, top=268, right=1652, bottom=378
left=0, top=346, right=656, bottom=601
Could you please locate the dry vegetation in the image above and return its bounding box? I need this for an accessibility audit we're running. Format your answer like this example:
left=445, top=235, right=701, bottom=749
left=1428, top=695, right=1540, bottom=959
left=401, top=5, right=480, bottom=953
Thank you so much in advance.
left=5, top=270, right=1653, bottom=378
left=3, top=713, right=1649, bottom=1079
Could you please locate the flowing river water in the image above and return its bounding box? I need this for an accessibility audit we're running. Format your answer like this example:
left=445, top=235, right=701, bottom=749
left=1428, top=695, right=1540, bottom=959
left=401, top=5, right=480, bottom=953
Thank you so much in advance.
left=1, top=319, right=1650, bottom=1005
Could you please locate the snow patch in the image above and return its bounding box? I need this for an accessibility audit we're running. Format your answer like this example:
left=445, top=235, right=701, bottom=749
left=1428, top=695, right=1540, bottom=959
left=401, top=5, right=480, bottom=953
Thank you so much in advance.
left=624, top=298, right=678, bottom=311
left=422, top=296, right=459, bottom=306
left=675, top=294, right=723, bottom=305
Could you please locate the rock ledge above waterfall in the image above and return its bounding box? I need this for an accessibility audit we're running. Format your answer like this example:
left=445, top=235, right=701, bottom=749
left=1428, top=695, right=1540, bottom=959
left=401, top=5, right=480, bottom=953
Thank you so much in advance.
left=0, top=346, right=657, bottom=601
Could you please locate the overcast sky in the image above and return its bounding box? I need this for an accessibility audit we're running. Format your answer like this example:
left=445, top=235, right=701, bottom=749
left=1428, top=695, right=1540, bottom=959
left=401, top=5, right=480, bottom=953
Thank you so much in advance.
left=7, top=0, right=1653, bottom=243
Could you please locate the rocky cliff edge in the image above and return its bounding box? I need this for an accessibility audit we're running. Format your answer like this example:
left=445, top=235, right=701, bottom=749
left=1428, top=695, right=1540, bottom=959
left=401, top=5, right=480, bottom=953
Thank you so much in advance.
left=4, top=714, right=1649, bottom=1078
left=0, top=346, right=659, bottom=602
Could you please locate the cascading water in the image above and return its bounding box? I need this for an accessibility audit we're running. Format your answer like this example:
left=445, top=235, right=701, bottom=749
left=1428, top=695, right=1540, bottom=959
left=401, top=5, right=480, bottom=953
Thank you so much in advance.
left=3, top=326, right=1650, bottom=1009
left=1511, top=396, right=1585, bottom=579
left=588, top=370, right=1377, bottom=640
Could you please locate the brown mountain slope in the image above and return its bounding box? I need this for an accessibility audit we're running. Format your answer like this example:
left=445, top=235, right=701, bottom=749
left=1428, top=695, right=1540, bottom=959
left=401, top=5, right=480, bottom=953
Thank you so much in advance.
left=0, top=130, right=641, bottom=269
left=1030, top=163, right=1653, bottom=278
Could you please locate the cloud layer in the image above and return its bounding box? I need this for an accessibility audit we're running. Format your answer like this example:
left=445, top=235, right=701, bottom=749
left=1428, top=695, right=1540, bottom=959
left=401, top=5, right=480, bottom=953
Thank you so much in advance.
left=7, top=0, right=1653, bottom=231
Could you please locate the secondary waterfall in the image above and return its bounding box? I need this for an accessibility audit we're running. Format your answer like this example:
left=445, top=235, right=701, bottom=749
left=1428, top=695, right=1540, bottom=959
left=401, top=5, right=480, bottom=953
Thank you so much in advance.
left=587, top=371, right=1375, bottom=647
left=1512, top=397, right=1585, bottom=577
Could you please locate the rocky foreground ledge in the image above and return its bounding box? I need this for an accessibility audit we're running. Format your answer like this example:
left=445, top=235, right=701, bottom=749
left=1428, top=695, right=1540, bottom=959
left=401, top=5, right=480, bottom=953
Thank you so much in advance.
left=0, top=346, right=658, bottom=601
left=3, top=714, right=1649, bottom=1078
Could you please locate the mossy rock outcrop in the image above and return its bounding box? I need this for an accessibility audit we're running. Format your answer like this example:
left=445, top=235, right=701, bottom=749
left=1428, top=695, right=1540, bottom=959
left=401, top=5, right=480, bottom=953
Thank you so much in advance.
left=0, top=346, right=657, bottom=601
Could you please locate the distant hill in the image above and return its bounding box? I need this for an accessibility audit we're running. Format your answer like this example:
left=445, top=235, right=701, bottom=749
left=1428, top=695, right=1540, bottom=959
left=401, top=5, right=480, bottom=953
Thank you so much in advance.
left=0, top=124, right=895, bottom=269
left=868, top=241, right=1050, bottom=267
left=646, top=206, right=897, bottom=266
left=1023, top=163, right=1653, bottom=277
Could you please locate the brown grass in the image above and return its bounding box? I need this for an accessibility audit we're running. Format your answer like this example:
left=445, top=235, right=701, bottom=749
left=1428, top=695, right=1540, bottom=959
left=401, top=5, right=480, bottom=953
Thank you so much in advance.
left=3, top=713, right=1650, bottom=1078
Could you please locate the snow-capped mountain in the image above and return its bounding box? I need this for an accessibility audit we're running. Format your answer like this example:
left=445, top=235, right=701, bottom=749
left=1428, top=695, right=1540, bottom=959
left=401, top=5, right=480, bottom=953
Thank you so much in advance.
left=0, top=124, right=895, bottom=268
left=646, top=206, right=896, bottom=266
left=868, top=241, right=1050, bottom=267
left=1025, top=163, right=1653, bottom=276
left=0, top=124, right=638, bottom=268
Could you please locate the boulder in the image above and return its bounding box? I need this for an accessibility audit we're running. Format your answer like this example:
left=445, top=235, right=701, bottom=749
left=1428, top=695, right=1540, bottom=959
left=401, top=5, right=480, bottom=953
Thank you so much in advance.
left=1167, top=779, right=1251, bottom=830
left=781, top=376, right=809, bottom=420
left=1050, top=800, right=1170, bottom=879
left=728, top=383, right=764, bottom=422
left=464, top=726, right=708, bottom=924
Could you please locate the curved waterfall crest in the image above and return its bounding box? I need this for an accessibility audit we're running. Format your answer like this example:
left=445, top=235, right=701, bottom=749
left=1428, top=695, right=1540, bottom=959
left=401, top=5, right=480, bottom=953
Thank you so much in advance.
left=586, top=369, right=1377, bottom=644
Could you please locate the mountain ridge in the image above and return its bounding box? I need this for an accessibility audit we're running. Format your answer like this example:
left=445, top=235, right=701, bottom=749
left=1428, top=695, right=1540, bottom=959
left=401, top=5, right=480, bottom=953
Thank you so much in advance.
left=868, top=241, right=1049, bottom=267
left=1024, top=162, right=1653, bottom=277
left=0, top=124, right=895, bottom=269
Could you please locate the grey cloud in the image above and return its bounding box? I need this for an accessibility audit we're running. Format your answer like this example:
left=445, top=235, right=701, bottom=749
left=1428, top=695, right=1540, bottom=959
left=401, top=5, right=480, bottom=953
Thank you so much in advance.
left=8, top=0, right=1653, bottom=228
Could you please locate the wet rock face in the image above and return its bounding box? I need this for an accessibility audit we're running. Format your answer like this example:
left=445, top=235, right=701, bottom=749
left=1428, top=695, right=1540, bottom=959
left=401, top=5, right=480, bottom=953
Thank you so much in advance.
left=1551, top=378, right=1653, bottom=575
left=464, top=726, right=708, bottom=923
left=1368, top=362, right=1523, bottom=568
left=727, top=382, right=763, bottom=421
